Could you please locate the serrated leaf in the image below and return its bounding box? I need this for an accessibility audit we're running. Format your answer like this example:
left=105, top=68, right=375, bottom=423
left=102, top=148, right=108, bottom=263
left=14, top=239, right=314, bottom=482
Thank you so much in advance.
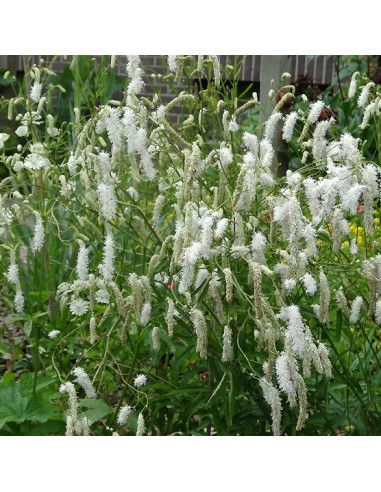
left=79, top=399, right=111, bottom=422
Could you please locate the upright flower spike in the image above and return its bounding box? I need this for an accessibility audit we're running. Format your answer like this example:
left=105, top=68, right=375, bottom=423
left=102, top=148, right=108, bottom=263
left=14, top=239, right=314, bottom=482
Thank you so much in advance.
left=211, top=55, right=221, bottom=88
left=165, top=298, right=175, bottom=336
left=167, top=56, right=177, bottom=73
left=98, top=183, right=117, bottom=221
left=30, top=82, right=42, bottom=103
left=282, top=112, right=298, bottom=142
left=31, top=211, right=45, bottom=253
left=7, top=250, right=19, bottom=285
left=117, top=405, right=132, bottom=426
left=348, top=72, right=359, bottom=98
left=76, top=240, right=89, bottom=281
left=357, top=82, right=375, bottom=109
left=349, top=296, right=363, bottom=324
left=59, top=382, right=79, bottom=433
left=318, top=270, right=330, bottom=324
left=136, top=412, right=145, bottom=436
left=222, top=325, right=233, bottom=363
left=102, top=232, right=115, bottom=283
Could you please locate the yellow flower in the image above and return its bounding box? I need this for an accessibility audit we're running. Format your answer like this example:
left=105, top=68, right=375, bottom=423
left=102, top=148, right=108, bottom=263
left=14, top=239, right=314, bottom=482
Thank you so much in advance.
left=341, top=240, right=349, bottom=248
left=205, top=194, right=211, bottom=201
left=373, top=218, right=380, bottom=225
left=357, top=236, right=363, bottom=245
left=349, top=225, right=357, bottom=234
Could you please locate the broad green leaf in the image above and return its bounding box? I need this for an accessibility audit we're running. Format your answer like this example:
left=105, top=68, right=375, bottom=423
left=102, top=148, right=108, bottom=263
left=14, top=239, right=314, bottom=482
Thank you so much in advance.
left=79, top=399, right=111, bottom=422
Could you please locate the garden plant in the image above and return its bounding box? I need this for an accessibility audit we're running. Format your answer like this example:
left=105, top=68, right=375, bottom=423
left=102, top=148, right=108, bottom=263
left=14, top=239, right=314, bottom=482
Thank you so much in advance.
left=0, top=55, right=381, bottom=436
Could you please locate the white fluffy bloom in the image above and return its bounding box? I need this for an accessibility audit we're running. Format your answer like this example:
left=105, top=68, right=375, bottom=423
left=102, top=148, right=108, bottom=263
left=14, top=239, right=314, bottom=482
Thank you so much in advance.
left=140, top=302, right=152, bottom=326
left=350, top=238, right=358, bottom=255
left=222, top=325, right=233, bottom=363
left=95, top=289, right=110, bottom=304
left=259, top=378, right=282, bottom=436
left=102, top=233, right=115, bottom=283
left=275, top=352, right=297, bottom=402
left=69, top=299, right=89, bottom=316
left=127, top=186, right=139, bottom=201
left=126, top=55, right=144, bottom=97
left=31, top=213, right=45, bottom=253
left=48, top=330, right=60, bottom=339
left=218, top=147, right=233, bottom=168
left=134, top=374, right=147, bottom=388
left=14, top=289, right=24, bottom=313
left=312, top=120, right=331, bottom=159
left=136, top=412, right=145, bottom=436
left=72, top=367, right=96, bottom=398
left=263, top=112, right=282, bottom=142
left=228, top=120, right=239, bottom=132
left=251, top=232, right=267, bottom=265
left=349, top=296, right=363, bottom=324
left=362, top=163, right=379, bottom=234
left=76, top=241, right=89, bottom=281
left=243, top=132, right=259, bottom=153
left=167, top=55, right=177, bottom=72
left=178, top=241, right=202, bottom=294
left=0, top=132, right=9, bottom=148
left=302, top=273, right=317, bottom=295
left=211, top=55, right=221, bottom=87
left=15, top=125, right=28, bottom=137
left=215, top=218, right=229, bottom=240
left=98, top=183, right=117, bottom=221
left=358, top=82, right=375, bottom=109
left=200, top=215, right=214, bottom=259
left=375, top=300, right=381, bottom=325
left=307, top=100, right=324, bottom=124
left=284, top=305, right=306, bottom=357
left=341, top=184, right=365, bottom=214
left=30, top=82, right=42, bottom=103
left=348, top=72, right=359, bottom=99
left=282, top=112, right=298, bottom=142
left=283, top=278, right=296, bottom=292
left=23, top=153, right=50, bottom=170
left=7, top=263, right=19, bottom=284
left=59, top=382, right=78, bottom=425
left=117, top=405, right=132, bottom=425
left=259, top=139, right=274, bottom=171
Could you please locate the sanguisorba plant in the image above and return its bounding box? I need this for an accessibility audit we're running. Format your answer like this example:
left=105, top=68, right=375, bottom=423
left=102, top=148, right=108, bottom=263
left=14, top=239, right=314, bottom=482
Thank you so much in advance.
left=1, top=55, right=381, bottom=435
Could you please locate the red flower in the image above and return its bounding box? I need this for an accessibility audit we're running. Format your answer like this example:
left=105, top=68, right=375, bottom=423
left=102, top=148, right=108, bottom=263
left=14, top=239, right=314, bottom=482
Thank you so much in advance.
left=356, top=204, right=363, bottom=213
left=167, top=281, right=173, bottom=289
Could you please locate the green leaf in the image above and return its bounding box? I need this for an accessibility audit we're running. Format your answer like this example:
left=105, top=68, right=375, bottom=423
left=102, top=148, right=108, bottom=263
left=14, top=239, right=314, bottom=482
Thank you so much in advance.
left=23, top=319, right=32, bottom=338
left=1, top=372, right=15, bottom=385
left=79, top=399, right=111, bottom=422
left=25, top=396, right=55, bottom=423
left=0, top=382, right=29, bottom=428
